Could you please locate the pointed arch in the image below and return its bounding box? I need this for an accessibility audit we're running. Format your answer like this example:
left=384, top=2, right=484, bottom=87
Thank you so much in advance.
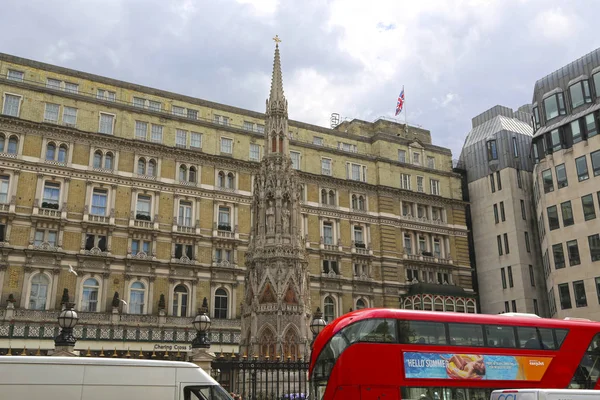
left=259, top=281, right=277, bottom=304
left=282, top=325, right=299, bottom=359
left=283, top=282, right=298, bottom=305
left=258, top=324, right=277, bottom=358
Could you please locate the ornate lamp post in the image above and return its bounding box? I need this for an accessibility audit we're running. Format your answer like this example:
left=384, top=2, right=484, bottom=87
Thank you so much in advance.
left=310, top=307, right=327, bottom=346
left=192, top=297, right=211, bottom=349
left=55, top=302, right=79, bottom=347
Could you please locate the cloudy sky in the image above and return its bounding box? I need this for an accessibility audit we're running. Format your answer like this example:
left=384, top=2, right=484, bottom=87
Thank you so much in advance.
left=1, top=0, right=599, bottom=157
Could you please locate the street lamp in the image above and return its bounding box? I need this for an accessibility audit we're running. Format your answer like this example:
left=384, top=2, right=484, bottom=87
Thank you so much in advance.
left=192, top=297, right=211, bottom=349
left=310, top=307, right=327, bottom=344
left=55, top=302, right=79, bottom=347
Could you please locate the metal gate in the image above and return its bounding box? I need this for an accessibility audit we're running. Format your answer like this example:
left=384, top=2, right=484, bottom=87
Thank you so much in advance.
left=212, top=354, right=309, bottom=400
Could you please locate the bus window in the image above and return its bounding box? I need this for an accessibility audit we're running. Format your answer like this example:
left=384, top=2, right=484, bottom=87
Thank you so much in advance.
left=569, top=333, right=600, bottom=389
left=400, top=320, right=447, bottom=345
left=485, top=325, right=516, bottom=348
left=342, top=318, right=397, bottom=343
left=448, top=323, right=484, bottom=347
left=539, top=328, right=557, bottom=349
left=516, top=326, right=554, bottom=349
left=555, top=329, right=568, bottom=348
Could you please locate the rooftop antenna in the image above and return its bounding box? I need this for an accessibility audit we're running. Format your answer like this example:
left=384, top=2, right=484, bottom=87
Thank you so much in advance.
left=330, top=113, right=340, bottom=128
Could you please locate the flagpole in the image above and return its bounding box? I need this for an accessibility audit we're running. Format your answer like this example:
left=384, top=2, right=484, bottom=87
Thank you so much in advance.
left=403, top=85, right=408, bottom=133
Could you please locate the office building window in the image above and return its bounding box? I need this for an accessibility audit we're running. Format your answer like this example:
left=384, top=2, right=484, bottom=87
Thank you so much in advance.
left=487, top=140, right=498, bottom=160
left=504, top=301, right=510, bottom=313
left=567, top=240, right=581, bottom=266
left=582, top=194, right=596, bottom=221
left=504, top=233, right=510, bottom=254
left=500, top=201, right=505, bottom=221
left=497, top=235, right=503, bottom=256
left=507, top=266, right=514, bottom=288
left=547, top=206, right=560, bottom=230
left=586, top=113, right=598, bottom=138
left=569, top=80, right=592, bottom=109
left=520, top=200, right=527, bottom=220
left=573, top=280, right=587, bottom=308
left=542, top=169, right=554, bottom=193
left=558, top=283, right=572, bottom=310
left=501, top=268, right=507, bottom=289
left=493, top=204, right=499, bottom=224
left=548, top=288, right=557, bottom=316
left=543, top=92, right=566, bottom=121
left=576, top=156, right=589, bottom=181
left=555, top=164, right=568, bottom=188
left=525, top=232, right=531, bottom=253
left=512, top=137, right=519, bottom=157
left=517, top=169, right=523, bottom=188
left=561, top=201, right=574, bottom=226
left=533, top=299, right=539, bottom=316
left=589, top=234, right=600, bottom=262
left=591, top=150, right=600, bottom=177
left=529, top=265, right=535, bottom=287
left=553, top=243, right=565, bottom=269
left=490, top=174, right=495, bottom=193
left=511, top=300, right=517, bottom=312
left=496, top=171, right=502, bottom=190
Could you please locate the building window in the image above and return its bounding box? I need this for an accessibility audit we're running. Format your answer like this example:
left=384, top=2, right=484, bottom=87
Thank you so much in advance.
left=490, top=174, right=496, bottom=193
left=44, top=103, right=60, bottom=123
left=91, top=188, right=108, bottom=216
left=313, top=137, right=323, bottom=146
left=596, top=277, right=600, bottom=304
left=517, top=170, right=522, bottom=189
left=7, top=69, right=24, bottom=82
left=571, top=120, right=583, bottom=144
left=356, top=299, right=367, bottom=310
left=507, top=266, right=514, bottom=288
left=249, top=144, right=260, bottom=161
left=324, top=296, right=336, bottom=322
left=554, top=164, right=568, bottom=189
left=496, top=235, right=503, bottom=256
left=512, top=137, right=519, bottom=157
left=430, top=179, right=440, bottom=195
left=81, top=278, right=100, bottom=312
left=585, top=113, right=598, bottom=138
left=542, top=169, right=553, bottom=193
left=131, top=240, right=151, bottom=256
left=576, top=156, right=589, bottom=181
left=553, top=243, right=565, bottom=269
left=85, top=234, right=107, bottom=252
left=29, top=274, right=50, bottom=310
left=493, top=204, right=499, bottom=224
left=547, top=206, right=560, bottom=230
left=503, top=233, right=510, bottom=254
left=99, top=113, right=114, bottom=135
left=500, top=201, right=506, bottom=221
left=412, top=152, right=420, bottom=165
left=150, top=124, right=163, bottom=143
left=573, top=280, right=588, bottom=308
left=215, top=249, right=232, bottom=263
left=511, top=300, right=517, bottom=312
left=42, top=181, right=60, bottom=209
left=321, top=158, right=331, bottom=176
left=217, top=171, right=235, bottom=189
left=398, top=150, right=406, bottom=163
left=178, top=200, right=193, bottom=226
left=558, top=283, right=572, bottom=310
left=543, top=92, right=566, bottom=121
left=589, top=234, right=600, bottom=262
left=528, top=265, right=535, bottom=287
left=427, top=156, right=435, bottom=169
left=175, top=129, right=187, bottom=148
left=62, top=106, right=77, bottom=126
left=351, top=194, right=366, bottom=211
left=34, top=229, right=57, bottom=247
left=64, top=82, right=78, bottom=93
left=486, top=140, right=498, bottom=160
left=136, top=195, right=152, bottom=220
left=214, top=115, right=230, bottom=125
left=569, top=80, right=592, bottom=109
left=190, top=132, right=202, bottom=149
left=401, top=174, right=411, bottom=190
left=129, top=282, right=146, bottom=314
left=347, top=162, right=366, bottom=182
left=590, top=150, right=600, bottom=177
left=136, top=157, right=157, bottom=177
left=404, top=234, right=412, bottom=255
left=2, top=94, right=21, bottom=117
left=353, top=226, right=364, bottom=248
left=320, top=189, right=336, bottom=206
left=496, top=171, right=502, bottom=190
left=214, top=288, right=228, bottom=319
left=290, top=151, right=300, bottom=170
left=174, top=243, right=193, bottom=259
left=520, top=200, right=527, bottom=220
left=218, top=207, right=231, bottom=231
left=45, top=142, right=68, bottom=163
left=135, top=121, right=148, bottom=140
left=548, top=288, right=557, bottom=316
left=172, top=285, right=188, bottom=317
left=525, top=232, right=531, bottom=253
left=549, top=129, right=562, bottom=152
left=0, top=176, right=9, bottom=204
left=504, top=301, right=510, bottom=313
left=533, top=299, right=539, bottom=315
left=97, top=89, right=116, bottom=102
left=172, top=106, right=186, bottom=117
left=323, top=259, right=339, bottom=274
left=416, top=176, right=424, bottom=193
left=220, top=137, right=233, bottom=154
left=582, top=194, right=596, bottom=221
left=501, top=268, right=507, bottom=289
left=560, top=201, right=574, bottom=226
left=323, top=222, right=334, bottom=245
left=567, top=240, right=581, bottom=266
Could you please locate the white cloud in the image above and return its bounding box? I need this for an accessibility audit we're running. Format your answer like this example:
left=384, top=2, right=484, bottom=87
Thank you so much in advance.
left=531, top=8, right=579, bottom=43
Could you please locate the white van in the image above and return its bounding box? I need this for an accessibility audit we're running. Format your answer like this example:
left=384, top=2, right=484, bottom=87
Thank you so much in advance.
left=0, top=356, right=232, bottom=400
left=491, top=389, right=599, bottom=400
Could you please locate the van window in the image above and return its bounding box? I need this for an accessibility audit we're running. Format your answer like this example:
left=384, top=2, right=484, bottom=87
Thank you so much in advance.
left=184, top=386, right=232, bottom=400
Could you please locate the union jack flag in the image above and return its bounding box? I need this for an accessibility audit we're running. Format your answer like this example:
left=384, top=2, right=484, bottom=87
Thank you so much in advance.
left=395, top=89, right=405, bottom=116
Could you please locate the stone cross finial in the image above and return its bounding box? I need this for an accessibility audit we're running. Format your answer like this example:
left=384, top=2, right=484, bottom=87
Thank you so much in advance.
left=273, top=35, right=281, bottom=43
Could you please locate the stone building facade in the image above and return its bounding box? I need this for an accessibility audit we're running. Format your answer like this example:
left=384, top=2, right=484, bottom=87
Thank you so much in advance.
left=0, top=47, right=473, bottom=357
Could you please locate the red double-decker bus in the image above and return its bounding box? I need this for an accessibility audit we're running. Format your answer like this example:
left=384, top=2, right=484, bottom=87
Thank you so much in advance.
left=308, top=309, right=600, bottom=400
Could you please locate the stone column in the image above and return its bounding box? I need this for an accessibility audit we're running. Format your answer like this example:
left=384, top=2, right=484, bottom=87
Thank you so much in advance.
left=191, top=348, right=215, bottom=373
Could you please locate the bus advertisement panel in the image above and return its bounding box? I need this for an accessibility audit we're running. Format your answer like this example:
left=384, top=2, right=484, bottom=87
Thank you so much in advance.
left=309, top=309, right=600, bottom=400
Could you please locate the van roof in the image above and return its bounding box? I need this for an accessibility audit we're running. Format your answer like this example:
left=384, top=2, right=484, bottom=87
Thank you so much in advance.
left=0, top=356, right=199, bottom=368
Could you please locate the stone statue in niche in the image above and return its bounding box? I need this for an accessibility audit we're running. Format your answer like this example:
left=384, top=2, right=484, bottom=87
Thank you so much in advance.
left=266, top=199, right=275, bottom=234
left=281, top=201, right=290, bottom=233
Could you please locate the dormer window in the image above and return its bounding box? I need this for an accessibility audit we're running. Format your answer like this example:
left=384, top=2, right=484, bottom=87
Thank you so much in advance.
left=569, top=80, right=592, bottom=109
left=543, top=92, right=566, bottom=121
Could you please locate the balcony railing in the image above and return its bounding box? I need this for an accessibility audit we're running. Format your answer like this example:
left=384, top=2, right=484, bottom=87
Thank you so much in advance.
left=405, top=253, right=451, bottom=264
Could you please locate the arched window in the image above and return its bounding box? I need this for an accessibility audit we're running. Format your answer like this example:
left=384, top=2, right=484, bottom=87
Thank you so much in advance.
left=82, top=278, right=99, bottom=312
left=356, top=298, right=367, bottom=310
left=137, top=158, right=146, bottom=175
left=226, top=173, right=235, bottom=189
left=147, top=159, right=156, bottom=176
left=58, top=145, right=68, bottom=163
left=172, top=284, right=188, bottom=317
left=0, top=134, right=5, bottom=152
left=466, top=300, right=476, bottom=314
left=423, top=296, right=433, bottom=311
left=179, top=165, right=187, bottom=182
left=46, top=143, right=56, bottom=161
left=403, top=298, right=413, bottom=310
left=93, top=151, right=103, bottom=168
left=321, top=189, right=327, bottom=204
left=260, top=328, right=276, bottom=358
left=445, top=299, right=455, bottom=312
left=456, top=299, right=465, bottom=313
left=351, top=195, right=357, bottom=209
left=129, top=281, right=146, bottom=314
left=358, top=196, right=365, bottom=211
left=324, top=296, right=335, bottom=322
left=7, top=136, right=18, bottom=154
left=104, top=152, right=113, bottom=169
left=189, top=167, right=197, bottom=183
left=434, top=297, right=444, bottom=312
left=283, top=329, right=299, bottom=359
left=29, top=273, right=50, bottom=310
left=328, top=190, right=335, bottom=205
left=214, top=288, right=228, bottom=319
left=217, top=171, right=225, bottom=188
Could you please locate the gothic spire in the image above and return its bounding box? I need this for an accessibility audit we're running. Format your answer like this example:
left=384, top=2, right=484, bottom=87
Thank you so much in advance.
left=267, top=35, right=287, bottom=116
